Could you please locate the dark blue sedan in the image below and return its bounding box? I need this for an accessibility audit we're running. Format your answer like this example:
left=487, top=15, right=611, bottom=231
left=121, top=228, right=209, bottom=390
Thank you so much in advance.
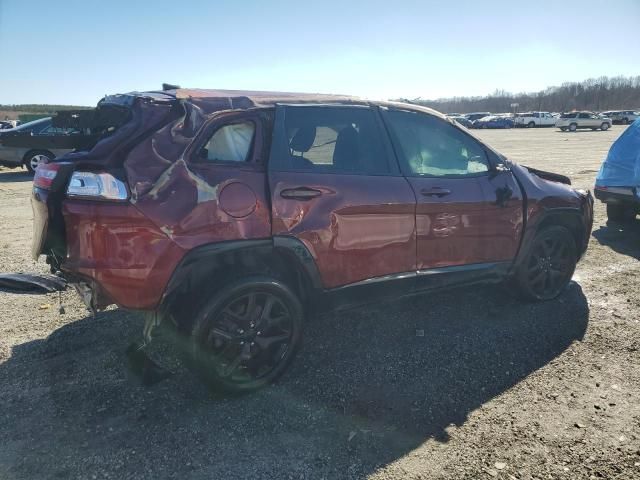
left=472, top=116, right=514, bottom=129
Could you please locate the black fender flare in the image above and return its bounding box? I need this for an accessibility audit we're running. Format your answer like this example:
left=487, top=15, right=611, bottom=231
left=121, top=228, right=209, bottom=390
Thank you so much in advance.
left=159, top=236, right=324, bottom=314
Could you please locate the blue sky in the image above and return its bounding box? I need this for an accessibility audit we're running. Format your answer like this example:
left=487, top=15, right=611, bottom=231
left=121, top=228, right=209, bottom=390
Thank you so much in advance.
left=0, top=0, right=638, bottom=105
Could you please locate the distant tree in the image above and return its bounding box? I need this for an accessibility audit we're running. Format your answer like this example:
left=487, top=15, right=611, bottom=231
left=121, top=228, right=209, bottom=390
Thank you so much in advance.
left=401, top=75, right=640, bottom=113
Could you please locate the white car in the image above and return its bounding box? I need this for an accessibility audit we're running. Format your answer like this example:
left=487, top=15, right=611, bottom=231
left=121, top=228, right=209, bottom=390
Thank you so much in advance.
left=514, top=111, right=556, bottom=128
left=555, top=112, right=612, bottom=132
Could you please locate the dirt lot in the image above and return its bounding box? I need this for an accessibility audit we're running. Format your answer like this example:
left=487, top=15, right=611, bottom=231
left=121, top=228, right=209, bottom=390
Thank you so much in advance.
left=0, top=126, right=639, bottom=480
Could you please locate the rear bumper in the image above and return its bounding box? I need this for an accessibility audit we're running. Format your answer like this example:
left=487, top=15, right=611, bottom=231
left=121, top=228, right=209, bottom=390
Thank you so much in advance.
left=594, top=186, right=639, bottom=208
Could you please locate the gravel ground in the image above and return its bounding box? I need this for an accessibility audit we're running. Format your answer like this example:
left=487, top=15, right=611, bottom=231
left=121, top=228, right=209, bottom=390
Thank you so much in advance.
left=0, top=125, right=639, bottom=480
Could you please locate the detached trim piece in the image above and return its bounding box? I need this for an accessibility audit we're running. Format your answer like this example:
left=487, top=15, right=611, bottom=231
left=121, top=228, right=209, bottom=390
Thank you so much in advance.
left=0, top=273, right=67, bottom=293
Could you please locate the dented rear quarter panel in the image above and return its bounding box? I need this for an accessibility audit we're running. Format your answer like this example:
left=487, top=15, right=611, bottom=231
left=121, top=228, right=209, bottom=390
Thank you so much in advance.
left=60, top=101, right=274, bottom=309
left=62, top=200, right=185, bottom=309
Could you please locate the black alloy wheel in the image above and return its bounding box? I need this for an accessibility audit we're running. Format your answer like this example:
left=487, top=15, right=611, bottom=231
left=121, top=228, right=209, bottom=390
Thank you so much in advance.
left=190, top=277, right=303, bottom=393
left=515, top=226, right=577, bottom=301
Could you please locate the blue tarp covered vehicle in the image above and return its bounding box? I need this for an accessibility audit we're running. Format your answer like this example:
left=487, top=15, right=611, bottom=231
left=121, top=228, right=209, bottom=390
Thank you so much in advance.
left=594, top=119, right=640, bottom=222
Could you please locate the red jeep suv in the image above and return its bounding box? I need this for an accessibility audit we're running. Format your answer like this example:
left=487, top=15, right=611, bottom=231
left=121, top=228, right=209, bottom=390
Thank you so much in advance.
left=32, top=88, right=594, bottom=392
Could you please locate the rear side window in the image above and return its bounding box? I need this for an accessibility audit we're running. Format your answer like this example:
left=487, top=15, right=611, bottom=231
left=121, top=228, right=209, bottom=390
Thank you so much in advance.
left=271, top=106, right=391, bottom=175
left=383, top=109, right=489, bottom=177
left=199, top=122, right=255, bottom=162
left=561, top=113, right=577, bottom=118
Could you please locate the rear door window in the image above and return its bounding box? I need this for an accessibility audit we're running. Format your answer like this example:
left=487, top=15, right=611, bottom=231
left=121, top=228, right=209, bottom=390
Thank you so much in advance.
left=270, top=106, right=393, bottom=175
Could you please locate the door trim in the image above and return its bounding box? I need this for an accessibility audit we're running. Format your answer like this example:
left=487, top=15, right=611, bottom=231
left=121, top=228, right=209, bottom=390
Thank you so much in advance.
left=325, top=261, right=511, bottom=311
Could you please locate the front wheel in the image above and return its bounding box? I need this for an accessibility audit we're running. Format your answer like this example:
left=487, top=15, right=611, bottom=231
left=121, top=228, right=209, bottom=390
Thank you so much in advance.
left=514, top=226, right=577, bottom=301
left=600, top=123, right=610, bottom=131
left=189, top=277, right=303, bottom=393
left=559, top=127, right=567, bottom=131
left=607, top=203, right=636, bottom=223
left=527, top=121, right=535, bottom=128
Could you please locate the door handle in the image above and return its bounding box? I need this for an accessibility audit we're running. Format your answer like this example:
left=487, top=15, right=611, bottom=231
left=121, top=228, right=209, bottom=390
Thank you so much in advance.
left=280, top=187, right=322, bottom=200
left=421, top=188, right=451, bottom=198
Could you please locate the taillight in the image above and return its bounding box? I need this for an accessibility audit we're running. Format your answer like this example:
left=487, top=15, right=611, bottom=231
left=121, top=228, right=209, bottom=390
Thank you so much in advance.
left=33, top=163, right=63, bottom=189
left=67, top=171, right=128, bottom=201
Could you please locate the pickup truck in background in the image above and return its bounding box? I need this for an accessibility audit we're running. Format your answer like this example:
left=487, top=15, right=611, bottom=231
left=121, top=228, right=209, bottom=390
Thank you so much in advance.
left=514, top=112, right=556, bottom=128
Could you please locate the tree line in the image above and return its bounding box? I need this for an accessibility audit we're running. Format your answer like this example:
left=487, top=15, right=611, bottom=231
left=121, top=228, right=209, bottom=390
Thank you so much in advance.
left=0, top=104, right=91, bottom=114
left=403, top=76, right=640, bottom=114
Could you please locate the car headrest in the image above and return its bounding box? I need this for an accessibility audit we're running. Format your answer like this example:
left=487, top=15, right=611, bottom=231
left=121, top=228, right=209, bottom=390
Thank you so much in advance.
left=289, top=126, right=316, bottom=153
left=333, top=125, right=359, bottom=171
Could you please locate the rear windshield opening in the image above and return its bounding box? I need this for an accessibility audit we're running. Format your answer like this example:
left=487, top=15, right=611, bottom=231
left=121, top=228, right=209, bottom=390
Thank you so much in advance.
left=49, top=105, right=132, bottom=151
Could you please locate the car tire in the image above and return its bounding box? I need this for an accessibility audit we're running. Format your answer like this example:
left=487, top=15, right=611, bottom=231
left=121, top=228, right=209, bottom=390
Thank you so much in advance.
left=569, top=123, right=577, bottom=132
left=514, top=226, right=577, bottom=301
left=188, top=276, right=303, bottom=393
left=606, top=203, right=636, bottom=223
left=527, top=121, right=535, bottom=128
left=560, top=127, right=567, bottom=131
left=601, top=123, right=610, bottom=131
left=23, top=150, right=54, bottom=174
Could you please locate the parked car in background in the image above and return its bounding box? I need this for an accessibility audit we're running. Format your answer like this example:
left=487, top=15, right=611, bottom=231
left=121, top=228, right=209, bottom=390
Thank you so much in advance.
left=595, top=118, right=640, bottom=221
left=0, top=117, right=77, bottom=173
left=31, top=87, right=594, bottom=392
left=450, top=115, right=474, bottom=128
left=464, top=112, right=491, bottom=122
left=609, top=110, right=639, bottom=125
left=0, top=121, right=13, bottom=130
left=473, top=115, right=514, bottom=129
left=514, top=112, right=556, bottom=128
left=556, top=112, right=612, bottom=132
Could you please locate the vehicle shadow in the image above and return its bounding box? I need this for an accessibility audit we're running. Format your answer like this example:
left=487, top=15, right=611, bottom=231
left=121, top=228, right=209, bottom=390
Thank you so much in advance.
left=592, top=219, right=640, bottom=259
left=0, top=169, right=32, bottom=183
left=554, top=130, right=609, bottom=134
left=0, top=283, right=589, bottom=479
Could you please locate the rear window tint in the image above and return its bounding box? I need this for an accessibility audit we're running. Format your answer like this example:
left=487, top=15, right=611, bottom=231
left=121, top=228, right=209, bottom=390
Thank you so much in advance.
left=271, top=106, right=391, bottom=175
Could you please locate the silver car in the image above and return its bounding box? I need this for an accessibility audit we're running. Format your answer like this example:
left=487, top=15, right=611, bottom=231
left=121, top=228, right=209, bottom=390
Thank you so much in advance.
left=0, top=118, right=74, bottom=173
left=609, top=110, right=639, bottom=125
left=555, top=112, right=612, bottom=132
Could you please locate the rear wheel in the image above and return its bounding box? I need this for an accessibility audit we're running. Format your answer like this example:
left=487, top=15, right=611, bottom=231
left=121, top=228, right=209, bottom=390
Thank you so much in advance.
left=23, top=150, right=54, bottom=174
left=601, top=123, right=610, bottom=131
left=607, top=203, right=636, bottom=223
left=514, top=226, right=577, bottom=301
left=560, top=127, right=567, bottom=132
left=189, top=277, right=303, bottom=393
left=568, top=123, right=577, bottom=132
